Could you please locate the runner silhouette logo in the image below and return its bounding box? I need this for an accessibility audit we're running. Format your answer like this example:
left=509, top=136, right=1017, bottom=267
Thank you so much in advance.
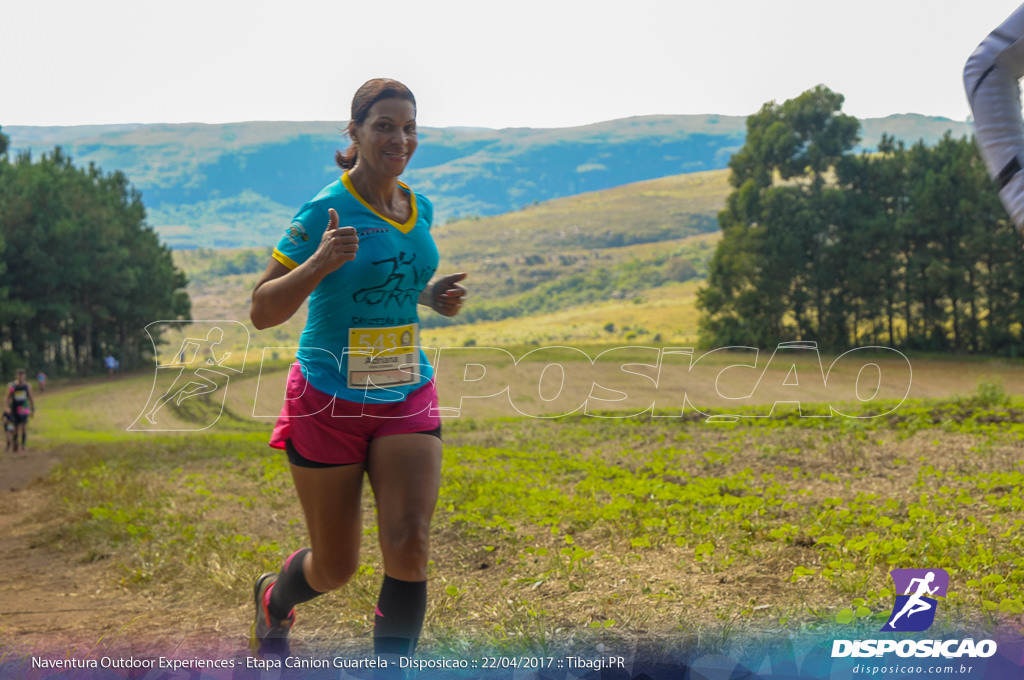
left=881, top=568, right=949, bottom=632
left=129, top=320, right=248, bottom=432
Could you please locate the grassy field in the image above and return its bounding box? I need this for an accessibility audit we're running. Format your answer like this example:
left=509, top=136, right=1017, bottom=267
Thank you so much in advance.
left=3, top=349, right=1024, bottom=667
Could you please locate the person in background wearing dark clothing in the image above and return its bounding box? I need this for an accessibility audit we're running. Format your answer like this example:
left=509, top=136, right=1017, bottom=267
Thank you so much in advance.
left=8, top=369, right=34, bottom=452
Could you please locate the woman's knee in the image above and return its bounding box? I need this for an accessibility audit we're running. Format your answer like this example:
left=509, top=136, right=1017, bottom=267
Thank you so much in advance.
left=380, top=523, right=431, bottom=570
left=307, top=554, right=359, bottom=592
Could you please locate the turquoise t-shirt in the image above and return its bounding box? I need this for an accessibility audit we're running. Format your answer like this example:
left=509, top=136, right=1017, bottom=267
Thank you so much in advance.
left=272, top=172, right=438, bottom=403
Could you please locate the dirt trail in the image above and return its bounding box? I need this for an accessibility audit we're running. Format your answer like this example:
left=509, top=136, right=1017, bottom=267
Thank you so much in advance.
left=0, top=396, right=251, bottom=660
left=0, top=470, right=127, bottom=650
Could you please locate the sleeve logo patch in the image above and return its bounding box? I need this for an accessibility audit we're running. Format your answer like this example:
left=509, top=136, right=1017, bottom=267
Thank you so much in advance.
left=286, top=223, right=310, bottom=245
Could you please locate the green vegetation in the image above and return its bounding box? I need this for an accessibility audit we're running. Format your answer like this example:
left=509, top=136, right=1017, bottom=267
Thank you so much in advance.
left=10, top=374, right=1023, bottom=657
left=0, top=143, right=190, bottom=377
left=699, top=85, right=1022, bottom=355
left=175, top=246, right=271, bottom=287
left=425, top=245, right=707, bottom=330
left=147, top=191, right=293, bottom=250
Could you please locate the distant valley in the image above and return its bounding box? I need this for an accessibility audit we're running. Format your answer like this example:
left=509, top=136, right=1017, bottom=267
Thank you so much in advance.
left=5, top=113, right=972, bottom=250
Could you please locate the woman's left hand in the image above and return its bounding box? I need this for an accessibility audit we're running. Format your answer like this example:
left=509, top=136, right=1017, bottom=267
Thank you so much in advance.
left=430, top=272, right=468, bottom=317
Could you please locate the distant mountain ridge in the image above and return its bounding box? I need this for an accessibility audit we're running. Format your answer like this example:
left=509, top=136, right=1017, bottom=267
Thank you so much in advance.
left=4, top=113, right=973, bottom=249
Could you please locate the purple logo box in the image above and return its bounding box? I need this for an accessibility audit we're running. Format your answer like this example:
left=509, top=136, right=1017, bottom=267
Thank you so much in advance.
left=890, top=569, right=949, bottom=598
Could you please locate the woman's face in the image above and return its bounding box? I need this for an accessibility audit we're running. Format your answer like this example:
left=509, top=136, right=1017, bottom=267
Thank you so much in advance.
left=350, top=97, right=418, bottom=179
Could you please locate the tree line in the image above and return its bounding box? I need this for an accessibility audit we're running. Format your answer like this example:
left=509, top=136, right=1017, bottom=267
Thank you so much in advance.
left=0, top=128, right=191, bottom=378
left=697, top=86, right=1023, bottom=355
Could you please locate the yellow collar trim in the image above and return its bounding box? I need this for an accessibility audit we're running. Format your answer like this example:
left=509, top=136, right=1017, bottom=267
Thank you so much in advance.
left=341, top=172, right=418, bottom=234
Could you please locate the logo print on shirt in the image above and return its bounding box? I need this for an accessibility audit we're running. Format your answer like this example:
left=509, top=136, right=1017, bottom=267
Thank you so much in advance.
left=353, top=252, right=435, bottom=308
left=286, top=222, right=309, bottom=245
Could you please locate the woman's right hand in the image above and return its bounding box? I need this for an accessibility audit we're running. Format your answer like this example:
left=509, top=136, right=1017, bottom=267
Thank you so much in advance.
left=250, top=208, right=359, bottom=330
left=309, top=208, right=359, bottom=275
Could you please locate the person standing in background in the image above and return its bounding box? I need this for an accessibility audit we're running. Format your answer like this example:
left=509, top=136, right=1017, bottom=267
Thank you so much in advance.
left=8, top=369, right=34, bottom=452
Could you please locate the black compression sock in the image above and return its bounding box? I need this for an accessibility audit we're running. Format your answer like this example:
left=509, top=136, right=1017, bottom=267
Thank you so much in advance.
left=373, top=575, right=427, bottom=657
left=268, top=548, right=321, bottom=620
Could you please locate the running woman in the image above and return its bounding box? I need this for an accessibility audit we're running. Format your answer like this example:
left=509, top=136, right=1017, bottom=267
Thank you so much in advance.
left=248, top=78, right=467, bottom=664
left=8, top=369, right=34, bottom=452
left=965, top=3, right=1024, bottom=228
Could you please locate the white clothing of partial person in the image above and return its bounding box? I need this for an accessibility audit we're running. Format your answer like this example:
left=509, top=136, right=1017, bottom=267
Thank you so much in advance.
left=965, top=3, right=1024, bottom=229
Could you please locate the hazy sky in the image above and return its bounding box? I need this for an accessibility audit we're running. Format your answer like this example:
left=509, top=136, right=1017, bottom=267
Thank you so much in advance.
left=4, top=0, right=1023, bottom=129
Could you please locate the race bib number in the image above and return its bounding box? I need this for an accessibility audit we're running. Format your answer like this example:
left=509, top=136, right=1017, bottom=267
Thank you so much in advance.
left=347, top=323, right=420, bottom=390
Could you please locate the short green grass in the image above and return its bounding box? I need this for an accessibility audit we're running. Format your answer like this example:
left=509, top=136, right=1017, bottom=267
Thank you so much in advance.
left=9, top=375, right=1024, bottom=659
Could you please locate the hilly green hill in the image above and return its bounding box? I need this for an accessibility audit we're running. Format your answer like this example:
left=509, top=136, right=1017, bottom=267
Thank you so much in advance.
left=5, top=113, right=971, bottom=250
left=175, top=169, right=731, bottom=346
